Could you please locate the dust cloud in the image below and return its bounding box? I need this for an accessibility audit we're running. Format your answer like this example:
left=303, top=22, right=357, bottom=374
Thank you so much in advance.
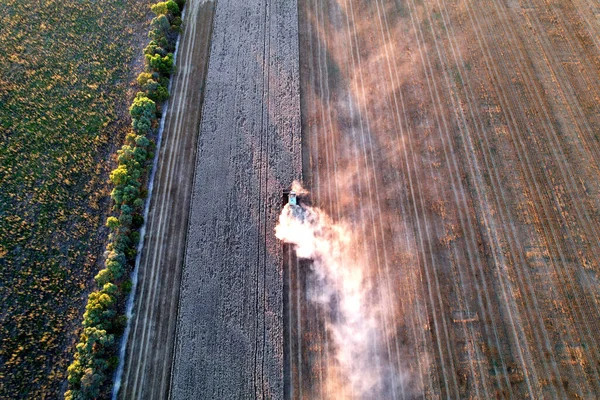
left=276, top=182, right=408, bottom=399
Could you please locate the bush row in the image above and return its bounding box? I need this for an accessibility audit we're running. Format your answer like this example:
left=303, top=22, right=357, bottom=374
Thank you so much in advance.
left=65, top=2, right=185, bottom=399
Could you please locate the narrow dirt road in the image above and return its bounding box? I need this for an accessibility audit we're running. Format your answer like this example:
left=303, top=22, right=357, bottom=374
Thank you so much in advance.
left=117, top=1, right=215, bottom=399
left=169, top=0, right=301, bottom=398
left=290, top=0, right=600, bottom=398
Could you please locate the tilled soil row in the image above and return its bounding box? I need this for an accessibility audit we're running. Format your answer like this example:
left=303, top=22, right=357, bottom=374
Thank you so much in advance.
left=292, top=0, right=600, bottom=398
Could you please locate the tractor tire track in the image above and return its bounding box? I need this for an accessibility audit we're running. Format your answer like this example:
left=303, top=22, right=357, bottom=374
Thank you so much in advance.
left=292, top=0, right=600, bottom=398
left=117, top=1, right=215, bottom=399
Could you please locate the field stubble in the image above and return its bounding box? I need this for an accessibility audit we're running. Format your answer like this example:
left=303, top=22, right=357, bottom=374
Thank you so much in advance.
left=292, top=0, right=600, bottom=398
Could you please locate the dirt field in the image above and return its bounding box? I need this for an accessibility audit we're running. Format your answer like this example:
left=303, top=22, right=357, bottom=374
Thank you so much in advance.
left=291, top=0, right=600, bottom=398
left=117, top=0, right=599, bottom=398
left=116, top=1, right=215, bottom=399
left=169, top=0, right=301, bottom=398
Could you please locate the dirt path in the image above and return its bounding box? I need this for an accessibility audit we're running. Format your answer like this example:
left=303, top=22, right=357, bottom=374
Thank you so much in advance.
left=292, top=0, right=600, bottom=398
left=169, top=0, right=301, bottom=398
left=117, top=1, right=215, bottom=399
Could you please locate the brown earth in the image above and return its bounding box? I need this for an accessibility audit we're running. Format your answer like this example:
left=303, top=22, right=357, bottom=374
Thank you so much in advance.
left=290, top=0, right=600, bottom=398
left=117, top=1, right=216, bottom=399
left=117, top=0, right=599, bottom=398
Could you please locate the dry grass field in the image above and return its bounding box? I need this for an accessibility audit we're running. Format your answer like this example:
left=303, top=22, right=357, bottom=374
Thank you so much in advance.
left=170, top=0, right=301, bottom=397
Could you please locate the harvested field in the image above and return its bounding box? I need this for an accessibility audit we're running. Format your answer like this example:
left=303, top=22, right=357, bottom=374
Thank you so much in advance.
left=117, top=1, right=216, bottom=399
left=289, top=0, right=600, bottom=398
left=169, top=0, right=301, bottom=397
left=116, top=0, right=599, bottom=398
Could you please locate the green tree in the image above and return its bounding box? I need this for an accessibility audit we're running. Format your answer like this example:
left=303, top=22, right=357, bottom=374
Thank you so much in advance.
left=94, top=269, right=112, bottom=287
left=102, top=282, right=118, bottom=296
left=136, top=71, right=154, bottom=86
left=133, top=147, right=148, bottom=163
left=80, top=368, right=104, bottom=398
left=150, top=2, right=168, bottom=15
left=129, top=94, right=156, bottom=120
left=146, top=53, right=174, bottom=75
left=111, top=187, right=124, bottom=205
left=146, top=83, right=169, bottom=102
left=117, top=145, right=135, bottom=165
left=106, top=216, right=119, bottom=230
left=149, top=15, right=171, bottom=41
left=166, top=0, right=180, bottom=16
left=105, top=250, right=126, bottom=279
left=133, top=198, right=145, bottom=210
left=133, top=116, right=152, bottom=134
left=118, top=212, right=133, bottom=227
left=109, top=165, right=129, bottom=186
left=82, top=291, right=116, bottom=329
left=122, top=184, right=140, bottom=204
left=135, top=135, right=150, bottom=148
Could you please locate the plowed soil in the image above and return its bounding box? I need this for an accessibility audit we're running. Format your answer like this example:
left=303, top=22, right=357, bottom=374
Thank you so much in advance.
left=290, top=0, right=600, bottom=398
left=119, top=0, right=599, bottom=398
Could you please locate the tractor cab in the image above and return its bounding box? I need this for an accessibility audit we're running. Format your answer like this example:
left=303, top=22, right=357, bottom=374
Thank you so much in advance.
left=288, top=190, right=297, bottom=206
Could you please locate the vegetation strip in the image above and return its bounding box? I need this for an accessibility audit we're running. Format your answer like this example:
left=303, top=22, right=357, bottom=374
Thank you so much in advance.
left=64, top=2, right=185, bottom=399
left=0, top=1, right=152, bottom=397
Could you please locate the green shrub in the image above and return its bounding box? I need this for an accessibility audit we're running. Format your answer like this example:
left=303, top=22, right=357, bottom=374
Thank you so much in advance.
left=146, top=52, right=174, bottom=75
left=130, top=231, right=141, bottom=245
left=113, top=316, right=127, bottom=336
left=106, top=216, right=119, bottom=230
left=122, top=280, right=133, bottom=295
left=171, top=16, right=183, bottom=32
left=125, top=246, right=137, bottom=260
left=94, top=269, right=112, bottom=287
left=132, top=213, right=145, bottom=229
left=150, top=2, right=168, bottom=15
left=129, top=94, right=156, bottom=120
